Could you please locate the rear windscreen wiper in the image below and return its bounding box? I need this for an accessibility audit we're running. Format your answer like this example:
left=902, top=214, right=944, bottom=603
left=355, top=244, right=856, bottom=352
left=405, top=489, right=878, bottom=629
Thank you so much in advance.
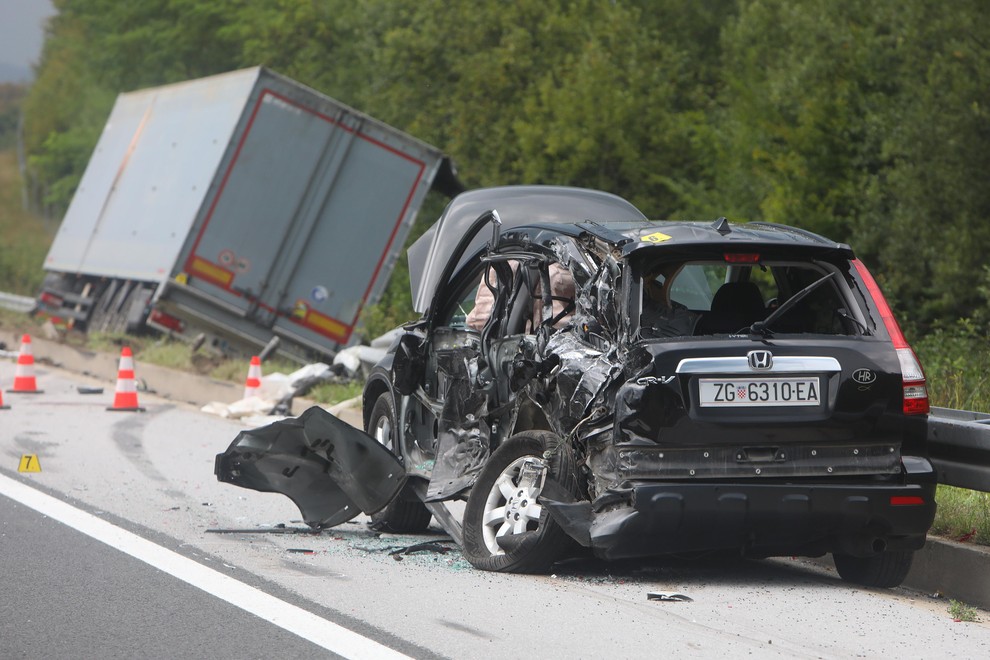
left=749, top=272, right=836, bottom=338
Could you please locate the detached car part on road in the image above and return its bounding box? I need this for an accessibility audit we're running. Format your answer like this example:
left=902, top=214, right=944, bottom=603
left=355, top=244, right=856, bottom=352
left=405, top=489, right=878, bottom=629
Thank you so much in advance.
left=218, top=186, right=937, bottom=588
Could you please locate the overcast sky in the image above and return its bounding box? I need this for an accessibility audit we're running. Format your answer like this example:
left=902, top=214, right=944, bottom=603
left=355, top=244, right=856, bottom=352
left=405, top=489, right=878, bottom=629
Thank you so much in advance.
left=0, top=0, right=57, bottom=82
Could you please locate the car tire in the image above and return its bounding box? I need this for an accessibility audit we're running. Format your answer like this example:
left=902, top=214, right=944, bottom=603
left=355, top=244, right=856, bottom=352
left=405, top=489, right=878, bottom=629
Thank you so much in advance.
left=462, top=430, right=578, bottom=573
left=832, top=550, right=914, bottom=588
left=366, top=393, right=433, bottom=533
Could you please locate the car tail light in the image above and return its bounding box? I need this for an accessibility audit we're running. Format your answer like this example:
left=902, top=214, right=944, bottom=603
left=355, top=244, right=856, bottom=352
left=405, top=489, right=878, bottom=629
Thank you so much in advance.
left=149, top=309, right=185, bottom=333
left=852, top=259, right=929, bottom=415
left=724, top=253, right=761, bottom=263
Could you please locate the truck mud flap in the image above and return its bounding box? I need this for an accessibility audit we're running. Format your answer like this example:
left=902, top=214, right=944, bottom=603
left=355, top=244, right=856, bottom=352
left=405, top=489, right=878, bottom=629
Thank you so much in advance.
left=215, top=406, right=405, bottom=527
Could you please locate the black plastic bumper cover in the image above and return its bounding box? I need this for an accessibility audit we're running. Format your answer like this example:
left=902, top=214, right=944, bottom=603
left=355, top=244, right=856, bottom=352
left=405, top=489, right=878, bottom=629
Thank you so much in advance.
left=544, top=477, right=937, bottom=560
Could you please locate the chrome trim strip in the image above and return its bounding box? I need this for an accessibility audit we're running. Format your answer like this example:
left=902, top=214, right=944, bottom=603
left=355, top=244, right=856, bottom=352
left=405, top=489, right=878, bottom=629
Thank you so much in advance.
left=675, top=356, right=841, bottom=374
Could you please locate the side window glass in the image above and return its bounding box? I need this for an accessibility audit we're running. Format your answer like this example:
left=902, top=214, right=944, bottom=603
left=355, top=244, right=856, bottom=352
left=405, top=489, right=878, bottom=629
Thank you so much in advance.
left=436, top=263, right=486, bottom=330
left=667, top=264, right=724, bottom=311
left=447, top=284, right=480, bottom=329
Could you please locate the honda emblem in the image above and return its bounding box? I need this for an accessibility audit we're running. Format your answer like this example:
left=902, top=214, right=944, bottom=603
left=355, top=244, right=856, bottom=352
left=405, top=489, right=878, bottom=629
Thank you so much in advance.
left=747, top=350, right=773, bottom=371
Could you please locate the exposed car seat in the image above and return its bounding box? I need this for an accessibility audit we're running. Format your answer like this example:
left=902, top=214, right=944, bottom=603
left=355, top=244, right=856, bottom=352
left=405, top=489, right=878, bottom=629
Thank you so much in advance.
left=695, top=281, right=766, bottom=335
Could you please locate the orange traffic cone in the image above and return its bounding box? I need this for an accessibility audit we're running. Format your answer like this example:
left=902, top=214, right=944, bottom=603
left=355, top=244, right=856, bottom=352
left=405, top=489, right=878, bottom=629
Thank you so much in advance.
left=107, top=347, right=145, bottom=412
left=9, top=334, right=43, bottom=394
left=243, top=355, right=263, bottom=399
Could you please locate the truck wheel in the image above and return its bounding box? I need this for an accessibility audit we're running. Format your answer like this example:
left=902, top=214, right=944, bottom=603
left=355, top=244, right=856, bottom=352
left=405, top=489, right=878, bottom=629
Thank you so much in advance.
left=833, top=550, right=914, bottom=588
left=462, top=431, right=578, bottom=573
left=366, top=393, right=432, bottom=533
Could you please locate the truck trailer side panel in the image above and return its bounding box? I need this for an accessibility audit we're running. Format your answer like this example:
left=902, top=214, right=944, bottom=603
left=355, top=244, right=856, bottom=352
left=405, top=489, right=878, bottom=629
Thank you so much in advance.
left=39, top=67, right=456, bottom=359
left=43, top=70, right=255, bottom=280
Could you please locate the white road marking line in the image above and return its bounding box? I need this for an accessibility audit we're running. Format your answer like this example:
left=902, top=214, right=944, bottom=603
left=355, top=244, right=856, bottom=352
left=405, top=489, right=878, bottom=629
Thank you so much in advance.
left=0, top=474, right=410, bottom=660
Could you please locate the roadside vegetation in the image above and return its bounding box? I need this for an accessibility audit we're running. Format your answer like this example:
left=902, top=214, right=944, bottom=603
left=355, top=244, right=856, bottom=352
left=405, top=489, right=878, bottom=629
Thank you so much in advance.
left=2, top=307, right=362, bottom=406
left=0, top=148, right=49, bottom=296
left=87, top=330, right=364, bottom=406
left=948, top=599, right=981, bottom=623
left=1, top=1, right=989, bottom=543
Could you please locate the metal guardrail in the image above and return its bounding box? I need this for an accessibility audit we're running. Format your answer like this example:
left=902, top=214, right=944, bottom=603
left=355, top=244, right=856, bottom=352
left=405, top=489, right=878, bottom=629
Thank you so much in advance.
left=0, top=291, right=35, bottom=313
left=928, top=407, right=990, bottom=492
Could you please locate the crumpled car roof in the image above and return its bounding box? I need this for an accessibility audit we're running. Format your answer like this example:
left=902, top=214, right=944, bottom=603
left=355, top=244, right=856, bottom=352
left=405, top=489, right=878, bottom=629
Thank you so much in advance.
left=408, top=186, right=647, bottom=314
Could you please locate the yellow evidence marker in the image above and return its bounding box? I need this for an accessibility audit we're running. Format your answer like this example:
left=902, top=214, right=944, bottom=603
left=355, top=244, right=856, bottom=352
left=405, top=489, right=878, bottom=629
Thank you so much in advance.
left=18, top=454, right=41, bottom=473
left=641, top=231, right=672, bottom=243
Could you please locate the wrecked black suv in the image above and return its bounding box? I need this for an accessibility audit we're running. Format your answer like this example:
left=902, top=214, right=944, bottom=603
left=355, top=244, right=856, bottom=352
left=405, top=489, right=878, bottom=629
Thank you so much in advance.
left=218, top=185, right=937, bottom=588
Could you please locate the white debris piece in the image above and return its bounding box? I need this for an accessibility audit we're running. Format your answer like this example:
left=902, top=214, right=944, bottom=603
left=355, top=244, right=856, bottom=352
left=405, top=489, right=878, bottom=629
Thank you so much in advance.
left=333, top=342, right=390, bottom=376
left=201, top=362, right=332, bottom=423
left=254, top=362, right=332, bottom=400
left=332, top=348, right=361, bottom=377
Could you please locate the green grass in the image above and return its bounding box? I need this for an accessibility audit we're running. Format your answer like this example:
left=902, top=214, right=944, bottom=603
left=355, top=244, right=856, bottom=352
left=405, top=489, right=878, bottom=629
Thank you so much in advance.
left=914, top=319, right=990, bottom=412
left=309, top=380, right=364, bottom=406
left=948, top=599, right=981, bottom=622
left=86, top=331, right=146, bottom=353
left=931, top=486, right=990, bottom=545
left=0, top=307, right=44, bottom=334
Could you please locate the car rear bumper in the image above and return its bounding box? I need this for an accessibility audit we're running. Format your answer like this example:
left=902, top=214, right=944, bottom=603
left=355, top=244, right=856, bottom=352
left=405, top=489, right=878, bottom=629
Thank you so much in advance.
left=544, top=477, right=937, bottom=560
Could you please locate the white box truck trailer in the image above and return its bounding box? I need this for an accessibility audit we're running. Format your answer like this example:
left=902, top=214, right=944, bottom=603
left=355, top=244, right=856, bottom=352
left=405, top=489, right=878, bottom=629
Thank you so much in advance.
left=37, top=67, right=460, bottom=361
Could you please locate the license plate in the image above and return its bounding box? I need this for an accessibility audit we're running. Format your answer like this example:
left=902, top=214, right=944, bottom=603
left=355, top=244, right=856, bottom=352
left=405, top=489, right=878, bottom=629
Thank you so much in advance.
left=698, top=377, right=821, bottom=407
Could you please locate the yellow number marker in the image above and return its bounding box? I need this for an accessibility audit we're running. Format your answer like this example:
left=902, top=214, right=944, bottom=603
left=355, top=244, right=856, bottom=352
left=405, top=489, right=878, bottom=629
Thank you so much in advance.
left=18, top=454, right=41, bottom=473
left=641, top=231, right=672, bottom=243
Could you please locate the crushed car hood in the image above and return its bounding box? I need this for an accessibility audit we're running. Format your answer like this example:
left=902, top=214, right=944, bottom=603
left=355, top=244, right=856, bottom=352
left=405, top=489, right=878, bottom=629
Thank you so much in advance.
left=215, top=406, right=404, bottom=528
left=408, top=185, right=646, bottom=314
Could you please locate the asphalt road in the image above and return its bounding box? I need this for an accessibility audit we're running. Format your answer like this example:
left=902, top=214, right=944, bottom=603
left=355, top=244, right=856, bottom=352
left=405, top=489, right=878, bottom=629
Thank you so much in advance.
left=1, top=496, right=338, bottom=659
left=2, top=364, right=989, bottom=659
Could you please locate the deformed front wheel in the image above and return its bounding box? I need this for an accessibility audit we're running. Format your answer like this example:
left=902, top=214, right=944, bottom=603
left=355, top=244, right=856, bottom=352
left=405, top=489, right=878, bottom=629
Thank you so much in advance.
left=462, top=430, right=579, bottom=573
left=833, top=550, right=915, bottom=588
left=365, top=393, right=432, bottom=533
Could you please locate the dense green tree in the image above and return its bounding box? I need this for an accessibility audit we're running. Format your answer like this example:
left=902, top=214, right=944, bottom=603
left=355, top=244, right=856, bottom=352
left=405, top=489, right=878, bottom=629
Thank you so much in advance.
left=714, top=0, right=990, bottom=329
left=18, top=0, right=990, bottom=332
left=862, top=0, right=990, bottom=325
left=356, top=0, right=729, bottom=214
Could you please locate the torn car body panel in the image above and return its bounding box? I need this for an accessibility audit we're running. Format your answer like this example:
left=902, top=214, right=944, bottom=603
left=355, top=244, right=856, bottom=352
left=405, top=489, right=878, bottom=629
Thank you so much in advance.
left=215, top=406, right=404, bottom=527
left=407, top=186, right=646, bottom=314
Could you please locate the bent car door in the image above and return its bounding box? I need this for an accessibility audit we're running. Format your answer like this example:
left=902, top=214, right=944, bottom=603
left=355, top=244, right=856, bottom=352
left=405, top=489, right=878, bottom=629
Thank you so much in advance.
left=215, top=406, right=405, bottom=527
left=419, top=255, right=545, bottom=501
